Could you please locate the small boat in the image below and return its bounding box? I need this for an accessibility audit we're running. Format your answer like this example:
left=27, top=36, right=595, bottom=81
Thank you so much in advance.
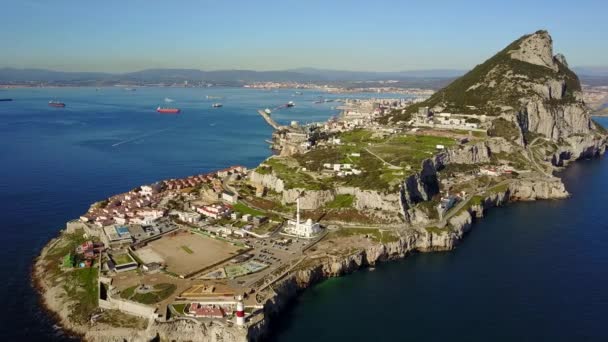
left=48, top=100, right=65, bottom=108
left=156, top=107, right=180, bottom=114
left=0, top=98, right=13, bottom=102
left=286, top=101, right=295, bottom=107
left=124, top=88, right=136, bottom=91
left=164, top=97, right=175, bottom=103
left=206, top=95, right=223, bottom=100
left=212, top=103, right=223, bottom=108
left=264, top=108, right=272, bottom=114
left=294, top=91, right=303, bottom=95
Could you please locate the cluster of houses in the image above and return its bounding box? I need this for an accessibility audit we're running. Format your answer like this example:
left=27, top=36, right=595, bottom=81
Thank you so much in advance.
left=78, top=166, right=248, bottom=229
left=79, top=188, right=165, bottom=228
left=322, top=162, right=363, bottom=177
left=163, top=166, right=247, bottom=191
left=197, top=204, right=232, bottom=219
left=412, top=107, right=484, bottom=130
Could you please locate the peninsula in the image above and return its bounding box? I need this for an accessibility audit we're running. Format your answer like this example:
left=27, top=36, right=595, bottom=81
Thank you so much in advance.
left=34, top=30, right=607, bottom=341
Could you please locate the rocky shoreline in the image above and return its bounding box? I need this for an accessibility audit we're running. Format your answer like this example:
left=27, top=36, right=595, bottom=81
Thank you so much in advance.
left=247, top=173, right=574, bottom=341
left=32, top=151, right=603, bottom=342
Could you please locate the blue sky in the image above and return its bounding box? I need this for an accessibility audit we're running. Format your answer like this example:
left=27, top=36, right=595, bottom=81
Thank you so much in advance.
left=1, top=0, right=606, bottom=72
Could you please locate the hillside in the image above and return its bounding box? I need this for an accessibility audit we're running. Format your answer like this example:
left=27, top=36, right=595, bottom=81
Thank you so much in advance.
left=388, top=30, right=599, bottom=141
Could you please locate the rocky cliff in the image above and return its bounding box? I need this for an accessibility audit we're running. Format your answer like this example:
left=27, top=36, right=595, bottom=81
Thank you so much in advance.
left=390, top=30, right=600, bottom=145
left=247, top=176, right=571, bottom=341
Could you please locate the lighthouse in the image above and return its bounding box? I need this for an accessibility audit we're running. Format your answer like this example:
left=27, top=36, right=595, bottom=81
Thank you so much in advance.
left=236, top=297, right=245, bottom=326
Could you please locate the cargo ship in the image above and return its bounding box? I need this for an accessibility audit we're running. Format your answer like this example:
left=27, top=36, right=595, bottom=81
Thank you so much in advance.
left=48, top=100, right=66, bottom=108
left=156, top=107, right=180, bottom=114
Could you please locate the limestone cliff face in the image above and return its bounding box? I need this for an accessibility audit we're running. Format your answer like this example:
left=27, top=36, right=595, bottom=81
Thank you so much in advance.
left=552, top=134, right=608, bottom=166
left=507, top=30, right=559, bottom=72
left=509, top=178, right=569, bottom=200
left=281, top=189, right=334, bottom=209
left=505, top=31, right=596, bottom=142
left=247, top=176, right=572, bottom=341
left=518, top=96, right=592, bottom=141
left=445, top=142, right=491, bottom=164
left=143, top=320, right=247, bottom=342
left=249, top=171, right=285, bottom=193
left=337, top=187, right=402, bottom=212
left=400, top=158, right=442, bottom=209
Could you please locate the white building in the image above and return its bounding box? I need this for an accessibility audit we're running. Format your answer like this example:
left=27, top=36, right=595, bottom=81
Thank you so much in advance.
left=177, top=211, right=201, bottom=224
left=283, top=198, right=322, bottom=238
left=222, top=190, right=238, bottom=204
left=480, top=168, right=501, bottom=177
left=197, top=204, right=231, bottom=219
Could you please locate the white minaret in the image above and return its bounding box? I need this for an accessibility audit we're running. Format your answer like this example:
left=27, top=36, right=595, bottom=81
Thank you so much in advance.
left=296, top=196, right=301, bottom=228
left=236, top=297, right=245, bottom=326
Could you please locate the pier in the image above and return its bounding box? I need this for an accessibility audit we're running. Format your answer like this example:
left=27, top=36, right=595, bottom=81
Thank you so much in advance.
left=257, top=109, right=282, bottom=130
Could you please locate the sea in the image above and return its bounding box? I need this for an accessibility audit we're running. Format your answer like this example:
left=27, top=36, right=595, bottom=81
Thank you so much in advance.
left=0, top=87, right=606, bottom=341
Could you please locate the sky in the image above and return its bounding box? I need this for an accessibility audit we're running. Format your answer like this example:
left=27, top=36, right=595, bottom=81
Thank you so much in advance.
left=1, top=0, right=607, bottom=73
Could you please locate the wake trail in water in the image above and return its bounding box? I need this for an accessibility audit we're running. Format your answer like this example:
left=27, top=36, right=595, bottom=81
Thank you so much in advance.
left=112, top=128, right=172, bottom=147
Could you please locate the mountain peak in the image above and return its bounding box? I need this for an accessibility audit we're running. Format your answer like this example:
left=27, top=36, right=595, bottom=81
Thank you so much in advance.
left=385, top=30, right=596, bottom=141
left=507, top=30, right=558, bottom=72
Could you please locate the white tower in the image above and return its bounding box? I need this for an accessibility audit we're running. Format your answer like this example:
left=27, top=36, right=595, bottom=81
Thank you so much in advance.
left=236, top=297, right=245, bottom=326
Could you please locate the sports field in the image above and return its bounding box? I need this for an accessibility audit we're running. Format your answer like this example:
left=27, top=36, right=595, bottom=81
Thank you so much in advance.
left=136, top=231, right=242, bottom=276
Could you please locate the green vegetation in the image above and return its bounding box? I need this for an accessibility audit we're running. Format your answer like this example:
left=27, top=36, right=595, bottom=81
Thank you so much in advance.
left=263, top=157, right=331, bottom=190
left=325, top=194, right=355, bottom=209
left=417, top=200, right=440, bottom=220
left=121, top=283, right=176, bottom=305
left=252, top=222, right=280, bottom=235
left=439, top=163, right=479, bottom=175
left=488, top=118, right=521, bottom=140
left=96, top=309, right=148, bottom=329
left=490, top=151, right=531, bottom=170
left=330, top=227, right=399, bottom=244
left=120, top=286, right=135, bottom=299
left=297, top=130, right=456, bottom=191
left=254, top=165, right=272, bottom=175
left=171, top=303, right=187, bottom=315
left=470, top=195, right=484, bottom=206
left=112, top=253, right=135, bottom=265
left=63, top=267, right=99, bottom=323
left=523, top=131, right=543, bottom=144
left=233, top=201, right=265, bottom=216
left=488, top=183, right=509, bottom=194
left=44, top=230, right=90, bottom=278
left=425, top=226, right=448, bottom=235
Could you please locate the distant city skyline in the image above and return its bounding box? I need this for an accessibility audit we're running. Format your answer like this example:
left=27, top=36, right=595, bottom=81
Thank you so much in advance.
left=2, top=0, right=607, bottom=72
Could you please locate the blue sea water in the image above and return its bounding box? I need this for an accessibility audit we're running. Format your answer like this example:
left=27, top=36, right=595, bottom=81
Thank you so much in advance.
left=0, top=87, right=408, bottom=340
left=1, top=88, right=606, bottom=341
